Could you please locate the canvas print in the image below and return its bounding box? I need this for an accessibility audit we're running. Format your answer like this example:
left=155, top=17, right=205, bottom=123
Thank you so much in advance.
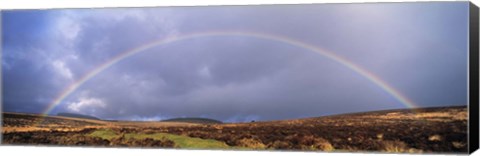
left=1, top=2, right=475, bottom=154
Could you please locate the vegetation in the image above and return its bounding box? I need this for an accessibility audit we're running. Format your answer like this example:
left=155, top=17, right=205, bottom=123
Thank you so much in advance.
left=162, top=117, right=223, bottom=124
left=2, top=106, right=468, bottom=153
left=88, top=129, right=229, bottom=149
left=57, top=112, right=100, bottom=120
left=88, top=129, right=117, bottom=140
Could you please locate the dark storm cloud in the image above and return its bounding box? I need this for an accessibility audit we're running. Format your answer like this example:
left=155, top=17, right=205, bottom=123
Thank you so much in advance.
left=2, top=10, right=71, bottom=113
left=2, top=2, right=469, bottom=122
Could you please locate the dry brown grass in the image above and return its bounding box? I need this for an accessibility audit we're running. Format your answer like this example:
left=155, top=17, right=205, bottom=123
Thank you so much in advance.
left=235, top=138, right=266, bottom=149
left=298, top=136, right=334, bottom=151
left=311, top=139, right=334, bottom=151
left=2, top=106, right=467, bottom=153
left=428, top=135, right=442, bottom=142
left=452, top=141, right=466, bottom=149
left=267, top=140, right=291, bottom=149
left=364, top=108, right=467, bottom=122
left=378, top=140, right=422, bottom=153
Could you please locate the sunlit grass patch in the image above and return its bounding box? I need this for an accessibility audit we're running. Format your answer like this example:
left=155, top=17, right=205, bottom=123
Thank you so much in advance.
left=88, top=129, right=229, bottom=149
left=123, top=132, right=230, bottom=149
left=88, top=129, right=118, bottom=140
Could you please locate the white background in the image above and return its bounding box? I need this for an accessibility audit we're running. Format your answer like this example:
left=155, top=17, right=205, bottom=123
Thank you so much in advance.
left=0, top=0, right=478, bottom=156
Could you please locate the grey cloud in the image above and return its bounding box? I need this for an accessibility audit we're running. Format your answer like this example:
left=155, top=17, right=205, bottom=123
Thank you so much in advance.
left=3, top=3, right=469, bottom=122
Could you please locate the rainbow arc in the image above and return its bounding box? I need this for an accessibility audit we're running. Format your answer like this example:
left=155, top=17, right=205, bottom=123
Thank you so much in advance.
left=42, top=31, right=418, bottom=116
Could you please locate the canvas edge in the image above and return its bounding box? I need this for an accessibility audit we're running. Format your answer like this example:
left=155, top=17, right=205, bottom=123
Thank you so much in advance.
left=468, top=1, right=479, bottom=154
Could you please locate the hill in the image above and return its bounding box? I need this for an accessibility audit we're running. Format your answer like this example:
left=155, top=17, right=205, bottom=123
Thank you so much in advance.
left=2, top=106, right=468, bottom=153
left=57, top=112, right=100, bottom=120
left=162, top=117, right=222, bottom=124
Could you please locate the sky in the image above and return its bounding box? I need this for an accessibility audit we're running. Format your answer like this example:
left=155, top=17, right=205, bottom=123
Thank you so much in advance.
left=1, top=2, right=469, bottom=122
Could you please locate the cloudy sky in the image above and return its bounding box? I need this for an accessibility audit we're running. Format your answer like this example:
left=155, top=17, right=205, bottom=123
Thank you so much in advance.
left=2, top=2, right=469, bottom=122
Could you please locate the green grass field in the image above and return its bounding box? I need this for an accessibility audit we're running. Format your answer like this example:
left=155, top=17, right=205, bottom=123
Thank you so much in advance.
left=88, top=129, right=230, bottom=149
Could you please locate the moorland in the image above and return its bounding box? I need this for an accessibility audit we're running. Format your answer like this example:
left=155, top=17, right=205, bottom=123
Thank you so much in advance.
left=1, top=106, right=468, bottom=154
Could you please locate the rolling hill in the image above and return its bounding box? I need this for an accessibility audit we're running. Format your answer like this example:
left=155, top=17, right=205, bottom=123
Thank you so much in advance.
left=161, top=117, right=222, bottom=124
left=57, top=112, right=100, bottom=120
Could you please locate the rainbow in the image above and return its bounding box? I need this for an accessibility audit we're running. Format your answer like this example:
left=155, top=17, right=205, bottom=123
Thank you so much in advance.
left=42, top=31, right=417, bottom=115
